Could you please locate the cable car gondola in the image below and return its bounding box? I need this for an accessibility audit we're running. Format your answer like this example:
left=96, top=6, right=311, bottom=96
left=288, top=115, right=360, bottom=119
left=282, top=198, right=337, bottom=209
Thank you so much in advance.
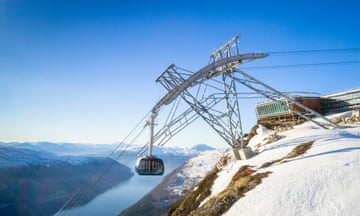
left=135, top=112, right=165, bottom=176
left=135, top=155, right=164, bottom=175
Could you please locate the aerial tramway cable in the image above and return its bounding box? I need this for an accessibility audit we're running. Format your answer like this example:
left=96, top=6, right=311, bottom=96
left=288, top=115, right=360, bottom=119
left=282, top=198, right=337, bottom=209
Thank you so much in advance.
left=55, top=112, right=150, bottom=216
left=67, top=122, right=149, bottom=214
left=241, top=60, right=360, bottom=70
left=268, top=47, right=360, bottom=55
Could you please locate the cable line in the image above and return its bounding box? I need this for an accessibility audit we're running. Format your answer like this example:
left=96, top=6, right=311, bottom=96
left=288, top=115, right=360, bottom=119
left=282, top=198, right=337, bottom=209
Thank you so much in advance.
left=240, top=60, right=360, bottom=70
left=268, top=47, right=360, bottom=56
left=55, top=111, right=150, bottom=216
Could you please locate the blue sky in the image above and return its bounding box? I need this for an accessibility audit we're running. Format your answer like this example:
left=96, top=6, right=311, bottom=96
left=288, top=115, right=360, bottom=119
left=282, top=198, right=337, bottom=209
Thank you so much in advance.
left=1, top=0, right=359, bottom=148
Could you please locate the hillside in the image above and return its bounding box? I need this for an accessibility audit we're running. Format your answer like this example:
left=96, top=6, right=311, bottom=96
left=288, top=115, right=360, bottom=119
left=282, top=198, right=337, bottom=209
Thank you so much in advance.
left=119, top=150, right=223, bottom=216
left=125, top=110, right=360, bottom=215
left=171, top=111, right=360, bottom=215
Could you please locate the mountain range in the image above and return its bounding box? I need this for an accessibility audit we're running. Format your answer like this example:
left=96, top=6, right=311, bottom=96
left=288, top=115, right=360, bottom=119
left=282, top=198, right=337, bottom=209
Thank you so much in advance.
left=0, top=141, right=215, bottom=216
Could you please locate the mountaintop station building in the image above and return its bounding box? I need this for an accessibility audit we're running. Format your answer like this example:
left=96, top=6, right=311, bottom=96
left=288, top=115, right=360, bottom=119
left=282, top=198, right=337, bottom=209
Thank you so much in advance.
left=256, top=88, right=360, bottom=128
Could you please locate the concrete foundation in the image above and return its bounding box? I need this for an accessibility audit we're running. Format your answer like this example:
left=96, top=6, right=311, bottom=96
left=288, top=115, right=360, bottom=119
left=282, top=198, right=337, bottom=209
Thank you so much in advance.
left=232, top=146, right=255, bottom=160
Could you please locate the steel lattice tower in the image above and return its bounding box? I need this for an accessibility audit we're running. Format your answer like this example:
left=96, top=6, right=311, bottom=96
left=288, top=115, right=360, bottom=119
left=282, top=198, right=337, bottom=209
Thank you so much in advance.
left=144, top=34, right=340, bottom=160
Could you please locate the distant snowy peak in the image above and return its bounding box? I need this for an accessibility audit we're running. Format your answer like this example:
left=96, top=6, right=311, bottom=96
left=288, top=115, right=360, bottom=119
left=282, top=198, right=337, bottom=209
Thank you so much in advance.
left=0, top=142, right=216, bottom=158
left=158, top=143, right=215, bottom=156
left=121, top=143, right=216, bottom=157
left=0, top=142, right=217, bottom=168
left=190, top=144, right=216, bottom=152
left=0, top=141, right=116, bottom=156
left=0, top=146, right=102, bottom=168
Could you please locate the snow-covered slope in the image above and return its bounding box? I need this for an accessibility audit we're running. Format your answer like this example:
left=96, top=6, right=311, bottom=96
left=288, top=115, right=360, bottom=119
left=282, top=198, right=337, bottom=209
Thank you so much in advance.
left=214, top=113, right=359, bottom=215
left=167, top=150, right=223, bottom=196
left=167, top=111, right=360, bottom=216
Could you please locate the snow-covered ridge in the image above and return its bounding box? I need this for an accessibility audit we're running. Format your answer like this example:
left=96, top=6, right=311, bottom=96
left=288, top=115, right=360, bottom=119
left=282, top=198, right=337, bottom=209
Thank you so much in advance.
left=168, top=150, right=223, bottom=196
left=224, top=126, right=360, bottom=215
left=0, top=142, right=117, bottom=156
left=0, top=142, right=214, bottom=156
left=168, top=111, right=360, bottom=216
left=0, top=142, right=215, bottom=168
left=0, top=147, right=92, bottom=168
left=118, top=143, right=215, bottom=157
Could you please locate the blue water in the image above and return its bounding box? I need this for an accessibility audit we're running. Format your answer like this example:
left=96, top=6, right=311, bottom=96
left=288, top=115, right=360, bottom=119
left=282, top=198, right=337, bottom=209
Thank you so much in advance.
left=58, top=159, right=183, bottom=216
left=58, top=175, right=163, bottom=216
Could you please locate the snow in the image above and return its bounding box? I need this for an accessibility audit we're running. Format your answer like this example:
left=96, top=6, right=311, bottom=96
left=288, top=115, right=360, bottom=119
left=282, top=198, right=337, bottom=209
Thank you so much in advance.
left=188, top=111, right=360, bottom=215
left=167, top=150, right=223, bottom=196
left=181, top=151, right=221, bottom=179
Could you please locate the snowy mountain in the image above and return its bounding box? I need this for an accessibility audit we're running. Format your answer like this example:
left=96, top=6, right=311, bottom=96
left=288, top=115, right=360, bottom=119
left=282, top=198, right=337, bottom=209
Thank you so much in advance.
left=118, top=143, right=216, bottom=157
left=0, top=142, right=215, bottom=158
left=121, top=110, right=360, bottom=216
left=0, top=146, right=95, bottom=168
left=0, top=142, right=117, bottom=156
left=0, top=147, right=133, bottom=216
left=0, top=140, right=216, bottom=216
left=0, top=142, right=214, bottom=171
